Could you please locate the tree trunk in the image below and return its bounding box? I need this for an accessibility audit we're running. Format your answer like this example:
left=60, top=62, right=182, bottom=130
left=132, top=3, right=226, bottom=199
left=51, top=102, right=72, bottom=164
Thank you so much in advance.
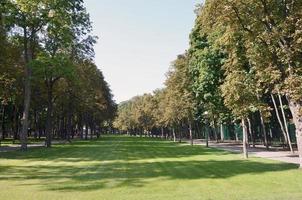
left=13, top=106, right=19, bottom=141
left=66, top=100, right=72, bottom=142
left=189, top=123, right=193, bottom=146
left=90, top=125, right=93, bottom=140
left=271, top=94, right=289, bottom=146
left=247, top=117, right=255, bottom=148
left=45, top=85, right=53, bottom=148
left=1, top=105, right=6, bottom=140
left=178, top=126, right=182, bottom=143
left=220, top=124, right=224, bottom=142
left=205, top=124, right=209, bottom=147
left=20, top=26, right=32, bottom=151
left=33, top=110, right=37, bottom=139
left=172, top=127, right=176, bottom=142
left=242, top=118, right=248, bottom=159
left=278, top=93, right=294, bottom=154
left=259, top=111, right=269, bottom=150
left=212, top=125, right=218, bottom=143
left=287, top=98, right=302, bottom=168
left=85, top=125, right=88, bottom=140
left=235, top=131, right=239, bottom=142
left=79, top=114, right=83, bottom=139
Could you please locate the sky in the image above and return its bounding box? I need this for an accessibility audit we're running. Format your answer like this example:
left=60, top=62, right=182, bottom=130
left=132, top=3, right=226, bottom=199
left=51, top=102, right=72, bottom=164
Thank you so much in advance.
left=84, top=0, right=201, bottom=103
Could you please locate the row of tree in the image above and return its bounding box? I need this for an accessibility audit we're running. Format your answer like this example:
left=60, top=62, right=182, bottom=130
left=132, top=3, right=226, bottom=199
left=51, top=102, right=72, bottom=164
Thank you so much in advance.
left=0, top=0, right=116, bottom=150
left=114, top=0, right=302, bottom=168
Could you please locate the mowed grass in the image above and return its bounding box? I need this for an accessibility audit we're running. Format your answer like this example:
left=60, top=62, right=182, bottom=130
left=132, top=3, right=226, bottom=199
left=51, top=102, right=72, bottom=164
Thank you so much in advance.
left=0, top=136, right=301, bottom=200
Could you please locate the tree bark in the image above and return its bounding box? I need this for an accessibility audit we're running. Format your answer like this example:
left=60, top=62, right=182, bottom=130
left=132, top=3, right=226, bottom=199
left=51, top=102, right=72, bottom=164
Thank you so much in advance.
left=189, top=123, right=193, bottom=146
left=220, top=124, right=224, bottom=142
left=66, top=99, right=72, bottom=142
left=178, top=126, right=182, bottom=143
left=45, top=86, right=53, bottom=148
left=1, top=105, right=6, bottom=140
left=278, top=93, right=294, bottom=154
left=212, top=124, right=218, bottom=143
left=79, top=114, right=83, bottom=139
left=271, top=94, right=289, bottom=145
left=90, top=124, right=93, bottom=140
left=247, top=117, right=255, bottom=148
left=242, top=118, right=248, bottom=159
left=172, top=127, right=176, bottom=142
left=12, top=106, right=19, bottom=141
left=259, top=111, right=269, bottom=150
left=85, top=124, right=88, bottom=140
left=205, top=124, right=209, bottom=147
left=287, top=98, right=302, bottom=168
left=235, top=132, right=239, bottom=142
left=20, top=25, right=32, bottom=151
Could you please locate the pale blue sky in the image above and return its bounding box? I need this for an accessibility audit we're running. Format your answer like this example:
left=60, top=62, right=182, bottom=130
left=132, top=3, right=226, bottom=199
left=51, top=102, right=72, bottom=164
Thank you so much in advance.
left=84, top=0, right=201, bottom=103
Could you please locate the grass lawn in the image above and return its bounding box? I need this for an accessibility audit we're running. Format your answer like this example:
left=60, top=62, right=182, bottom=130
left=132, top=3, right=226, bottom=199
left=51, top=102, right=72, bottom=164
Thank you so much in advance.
left=0, top=135, right=301, bottom=200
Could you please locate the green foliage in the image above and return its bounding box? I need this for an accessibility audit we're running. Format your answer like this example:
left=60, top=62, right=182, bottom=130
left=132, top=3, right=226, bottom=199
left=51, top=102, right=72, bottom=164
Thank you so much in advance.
left=165, top=54, right=196, bottom=125
left=188, top=11, right=230, bottom=124
left=31, top=53, right=75, bottom=83
left=0, top=0, right=116, bottom=144
left=114, top=94, right=157, bottom=133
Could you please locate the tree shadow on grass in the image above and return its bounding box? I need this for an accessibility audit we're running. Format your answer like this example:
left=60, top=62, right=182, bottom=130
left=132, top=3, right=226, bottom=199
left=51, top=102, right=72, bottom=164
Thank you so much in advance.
left=0, top=136, right=298, bottom=192
left=0, top=159, right=297, bottom=192
left=0, top=136, right=229, bottom=162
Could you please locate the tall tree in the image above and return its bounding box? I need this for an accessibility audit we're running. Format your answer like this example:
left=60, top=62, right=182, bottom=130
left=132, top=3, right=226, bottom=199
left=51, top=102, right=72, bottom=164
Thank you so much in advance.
left=201, top=0, right=302, bottom=166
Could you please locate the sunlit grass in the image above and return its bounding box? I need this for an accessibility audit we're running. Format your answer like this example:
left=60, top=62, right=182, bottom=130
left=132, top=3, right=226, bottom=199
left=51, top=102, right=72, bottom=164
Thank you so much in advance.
left=0, top=135, right=301, bottom=200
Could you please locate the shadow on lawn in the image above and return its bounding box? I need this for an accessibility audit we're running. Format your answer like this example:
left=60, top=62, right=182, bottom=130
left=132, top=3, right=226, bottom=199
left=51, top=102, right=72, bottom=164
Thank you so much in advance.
left=0, top=136, right=298, bottom=192
left=0, top=136, right=227, bottom=162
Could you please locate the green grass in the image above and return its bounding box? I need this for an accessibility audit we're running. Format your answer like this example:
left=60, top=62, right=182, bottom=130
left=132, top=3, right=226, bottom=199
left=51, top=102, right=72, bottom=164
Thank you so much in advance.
left=0, top=135, right=301, bottom=200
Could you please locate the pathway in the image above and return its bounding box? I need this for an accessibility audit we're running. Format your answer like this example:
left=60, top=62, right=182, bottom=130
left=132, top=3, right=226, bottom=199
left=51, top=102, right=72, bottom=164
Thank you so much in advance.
left=188, top=139, right=300, bottom=164
left=0, top=140, right=67, bottom=152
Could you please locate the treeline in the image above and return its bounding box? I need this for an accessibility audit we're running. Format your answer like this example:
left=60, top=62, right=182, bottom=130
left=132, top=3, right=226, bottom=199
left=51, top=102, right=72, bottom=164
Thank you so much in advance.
left=114, top=0, right=302, bottom=167
left=0, top=0, right=116, bottom=150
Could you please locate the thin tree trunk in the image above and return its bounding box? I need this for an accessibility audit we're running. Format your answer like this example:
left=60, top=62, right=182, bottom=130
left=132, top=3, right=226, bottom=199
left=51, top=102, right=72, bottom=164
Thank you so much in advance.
left=242, top=118, right=248, bottom=159
left=247, top=117, right=255, bottom=148
left=90, top=124, right=93, bottom=140
left=33, top=109, right=38, bottom=139
left=178, top=126, right=182, bottom=143
left=205, top=124, right=209, bottom=147
left=78, top=114, right=83, bottom=139
left=45, top=86, right=53, bottom=148
left=271, top=94, right=289, bottom=145
left=20, top=26, right=32, bottom=151
left=85, top=124, right=88, bottom=140
left=66, top=100, right=72, bottom=142
left=13, top=106, right=19, bottom=141
left=259, top=111, right=269, bottom=150
left=213, top=125, right=218, bottom=143
left=1, top=105, right=6, bottom=140
left=220, top=124, right=224, bottom=142
left=278, top=93, right=294, bottom=154
left=161, top=127, right=164, bottom=138
left=172, top=127, right=176, bottom=142
left=189, top=123, right=193, bottom=146
left=235, top=132, right=239, bottom=142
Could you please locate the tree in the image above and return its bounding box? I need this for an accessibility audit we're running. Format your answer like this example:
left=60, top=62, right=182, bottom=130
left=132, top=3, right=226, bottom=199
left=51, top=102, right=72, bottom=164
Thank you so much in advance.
left=188, top=8, right=232, bottom=142
left=7, top=0, right=53, bottom=150
left=164, top=54, right=196, bottom=144
left=201, top=0, right=302, bottom=166
left=0, top=0, right=116, bottom=149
